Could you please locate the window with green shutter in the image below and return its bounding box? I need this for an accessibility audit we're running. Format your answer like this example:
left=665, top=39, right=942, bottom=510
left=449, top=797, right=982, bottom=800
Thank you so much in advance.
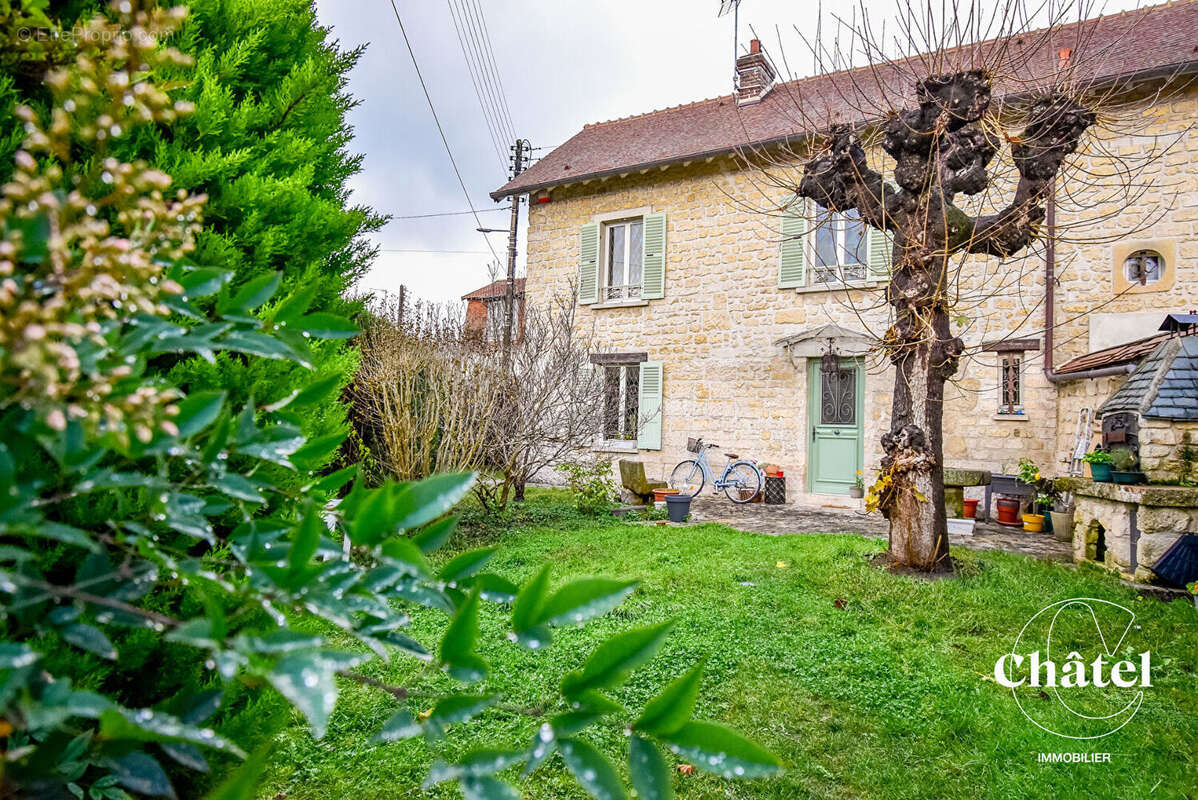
left=641, top=212, right=666, bottom=299
left=867, top=225, right=894, bottom=281
left=578, top=222, right=599, bottom=304
left=779, top=197, right=806, bottom=288
left=636, top=361, right=663, bottom=451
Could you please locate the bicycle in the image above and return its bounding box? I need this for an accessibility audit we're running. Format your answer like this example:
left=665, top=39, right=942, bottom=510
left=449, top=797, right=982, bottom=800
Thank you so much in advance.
left=668, top=437, right=763, bottom=503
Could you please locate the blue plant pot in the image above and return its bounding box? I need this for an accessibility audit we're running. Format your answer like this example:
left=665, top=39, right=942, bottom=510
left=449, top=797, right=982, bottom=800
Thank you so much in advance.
left=1089, top=463, right=1113, bottom=482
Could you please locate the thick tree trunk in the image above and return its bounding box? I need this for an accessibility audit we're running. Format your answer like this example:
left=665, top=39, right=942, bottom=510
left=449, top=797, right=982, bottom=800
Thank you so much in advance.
left=881, top=253, right=957, bottom=571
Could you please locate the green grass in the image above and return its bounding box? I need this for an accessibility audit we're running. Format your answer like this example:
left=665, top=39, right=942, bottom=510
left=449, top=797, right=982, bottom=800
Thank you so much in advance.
left=254, top=491, right=1198, bottom=799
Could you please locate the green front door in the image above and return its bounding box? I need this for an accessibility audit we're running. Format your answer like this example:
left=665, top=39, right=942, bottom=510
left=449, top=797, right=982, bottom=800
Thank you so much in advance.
left=807, top=358, right=864, bottom=494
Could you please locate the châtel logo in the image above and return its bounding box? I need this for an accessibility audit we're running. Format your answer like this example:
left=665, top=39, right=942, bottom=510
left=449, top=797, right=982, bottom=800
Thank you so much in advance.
left=994, top=598, right=1151, bottom=740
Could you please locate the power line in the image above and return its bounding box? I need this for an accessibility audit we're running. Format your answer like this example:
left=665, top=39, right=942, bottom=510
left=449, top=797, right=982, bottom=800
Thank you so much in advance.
left=460, top=0, right=516, bottom=141
left=446, top=0, right=516, bottom=176
left=381, top=248, right=493, bottom=254
left=387, top=0, right=501, bottom=264
left=468, top=0, right=515, bottom=137
left=387, top=206, right=510, bottom=220
left=446, top=0, right=509, bottom=172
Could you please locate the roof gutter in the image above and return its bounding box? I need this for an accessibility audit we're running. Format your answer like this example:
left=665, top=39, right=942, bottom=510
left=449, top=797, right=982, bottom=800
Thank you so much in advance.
left=492, top=59, right=1198, bottom=202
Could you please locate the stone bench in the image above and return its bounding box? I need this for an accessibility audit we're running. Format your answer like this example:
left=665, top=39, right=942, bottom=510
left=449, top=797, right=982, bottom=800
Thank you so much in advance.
left=619, top=459, right=666, bottom=505
left=943, top=467, right=991, bottom=519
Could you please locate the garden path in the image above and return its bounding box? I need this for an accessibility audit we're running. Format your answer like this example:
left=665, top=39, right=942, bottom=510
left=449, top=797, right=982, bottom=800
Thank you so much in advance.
left=687, top=496, right=1072, bottom=561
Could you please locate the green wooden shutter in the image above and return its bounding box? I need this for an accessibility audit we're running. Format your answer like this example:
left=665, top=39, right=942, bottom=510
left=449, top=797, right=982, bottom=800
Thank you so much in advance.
left=779, top=198, right=806, bottom=288
left=641, top=212, right=666, bottom=299
left=637, top=361, right=663, bottom=451
left=867, top=225, right=893, bottom=281
left=579, top=223, right=599, bottom=304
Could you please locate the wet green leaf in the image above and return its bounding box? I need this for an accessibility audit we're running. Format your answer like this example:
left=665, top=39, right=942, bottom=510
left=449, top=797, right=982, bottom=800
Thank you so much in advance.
left=538, top=578, right=638, bottom=627
left=561, top=621, right=673, bottom=699
left=629, top=735, right=672, bottom=800
left=663, top=721, right=783, bottom=779
left=559, top=737, right=626, bottom=800
left=634, top=661, right=705, bottom=737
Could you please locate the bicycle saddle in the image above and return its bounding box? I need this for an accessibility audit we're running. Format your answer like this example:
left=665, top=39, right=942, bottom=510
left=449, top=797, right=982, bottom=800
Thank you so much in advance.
left=724, top=453, right=739, bottom=459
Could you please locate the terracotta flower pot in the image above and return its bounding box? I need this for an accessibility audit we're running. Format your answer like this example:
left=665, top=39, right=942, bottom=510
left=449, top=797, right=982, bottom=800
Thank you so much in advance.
left=963, top=498, right=979, bottom=519
left=1022, top=513, right=1045, bottom=533
left=652, top=488, right=679, bottom=504
left=995, top=497, right=1021, bottom=526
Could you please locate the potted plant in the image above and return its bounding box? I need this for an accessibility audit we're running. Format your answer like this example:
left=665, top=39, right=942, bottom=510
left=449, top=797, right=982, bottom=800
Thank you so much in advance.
left=1110, top=447, right=1146, bottom=484
left=1049, top=502, right=1074, bottom=542
left=1021, top=511, right=1045, bottom=532
left=849, top=471, right=865, bottom=498
left=1083, top=448, right=1115, bottom=482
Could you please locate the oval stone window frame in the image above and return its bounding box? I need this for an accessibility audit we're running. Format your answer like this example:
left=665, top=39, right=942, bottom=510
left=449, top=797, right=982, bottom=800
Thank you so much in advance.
left=1112, top=239, right=1176, bottom=295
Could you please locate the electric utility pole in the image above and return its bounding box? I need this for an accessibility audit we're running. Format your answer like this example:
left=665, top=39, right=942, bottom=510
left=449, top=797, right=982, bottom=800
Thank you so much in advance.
left=502, top=138, right=528, bottom=367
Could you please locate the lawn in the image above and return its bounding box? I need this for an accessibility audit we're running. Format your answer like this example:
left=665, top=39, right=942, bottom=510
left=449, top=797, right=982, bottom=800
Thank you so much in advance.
left=252, top=491, right=1198, bottom=800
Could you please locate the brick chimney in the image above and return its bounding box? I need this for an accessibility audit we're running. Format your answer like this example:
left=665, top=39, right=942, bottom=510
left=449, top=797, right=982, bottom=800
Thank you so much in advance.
left=735, top=39, right=777, bottom=106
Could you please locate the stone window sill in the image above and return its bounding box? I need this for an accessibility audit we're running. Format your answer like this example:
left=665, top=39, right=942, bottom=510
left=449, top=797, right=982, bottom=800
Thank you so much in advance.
left=592, top=299, right=650, bottom=310
left=792, top=280, right=883, bottom=295
left=993, top=413, right=1029, bottom=422
left=593, top=440, right=638, bottom=454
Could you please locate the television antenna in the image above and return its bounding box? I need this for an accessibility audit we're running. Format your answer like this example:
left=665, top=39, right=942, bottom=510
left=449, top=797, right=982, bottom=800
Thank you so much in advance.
left=718, top=0, right=743, bottom=89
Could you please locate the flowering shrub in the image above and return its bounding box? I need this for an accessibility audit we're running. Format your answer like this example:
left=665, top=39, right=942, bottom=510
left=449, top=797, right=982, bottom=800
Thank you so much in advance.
left=0, top=4, right=780, bottom=798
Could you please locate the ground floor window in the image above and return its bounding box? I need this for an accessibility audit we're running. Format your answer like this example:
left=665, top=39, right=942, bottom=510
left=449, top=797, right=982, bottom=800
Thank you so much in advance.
left=603, top=363, right=640, bottom=440
left=999, top=353, right=1023, bottom=415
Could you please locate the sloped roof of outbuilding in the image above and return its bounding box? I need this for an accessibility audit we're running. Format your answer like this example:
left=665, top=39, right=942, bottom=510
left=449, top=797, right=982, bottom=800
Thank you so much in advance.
left=1099, top=335, right=1198, bottom=420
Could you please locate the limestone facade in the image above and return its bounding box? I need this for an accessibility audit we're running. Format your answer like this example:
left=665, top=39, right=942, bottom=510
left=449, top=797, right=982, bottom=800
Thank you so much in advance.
left=522, top=85, right=1198, bottom=503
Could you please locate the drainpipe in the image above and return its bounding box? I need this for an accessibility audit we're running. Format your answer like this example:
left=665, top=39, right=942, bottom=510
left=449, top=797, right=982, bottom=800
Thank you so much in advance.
left=1042, top=185, right=1136, bottom=384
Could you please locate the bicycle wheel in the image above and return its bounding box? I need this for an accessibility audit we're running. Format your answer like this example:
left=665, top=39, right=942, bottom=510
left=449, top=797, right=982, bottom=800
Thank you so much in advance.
left=722, top=461, right=762, bottom=504
left=668, top=460, right=705, bottom=498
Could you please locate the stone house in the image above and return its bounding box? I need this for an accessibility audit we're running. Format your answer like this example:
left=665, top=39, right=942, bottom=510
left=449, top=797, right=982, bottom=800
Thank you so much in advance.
left=491, top=2, right=1198, bottom=517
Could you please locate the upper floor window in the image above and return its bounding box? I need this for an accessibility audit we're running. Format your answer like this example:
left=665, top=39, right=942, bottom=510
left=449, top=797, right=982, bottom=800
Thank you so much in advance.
left=812, top=205, right=868, bottom=284
left=604, top=218, right=643, bottom=301
left=1123, top=249, right=1163, bottom=286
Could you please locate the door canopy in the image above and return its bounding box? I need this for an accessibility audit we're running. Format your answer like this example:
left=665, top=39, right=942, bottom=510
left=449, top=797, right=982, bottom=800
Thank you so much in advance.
left=774, top=324, right=872, bottom=369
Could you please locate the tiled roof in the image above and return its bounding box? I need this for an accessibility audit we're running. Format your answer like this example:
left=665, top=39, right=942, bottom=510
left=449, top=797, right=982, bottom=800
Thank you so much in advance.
left=493, top=0, right=1198, bottom=200
left=1056, top=332, right=1171, bottom=374
left=1099, top=336, right=1198, bottom=420
left=461, top=278, right=525, bottom=301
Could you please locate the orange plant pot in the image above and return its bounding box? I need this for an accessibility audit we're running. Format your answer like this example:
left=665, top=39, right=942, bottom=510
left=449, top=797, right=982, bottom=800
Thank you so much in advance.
left=652, top=488, right=679, bottom=504
left=962, top=498, right=979, bottom=519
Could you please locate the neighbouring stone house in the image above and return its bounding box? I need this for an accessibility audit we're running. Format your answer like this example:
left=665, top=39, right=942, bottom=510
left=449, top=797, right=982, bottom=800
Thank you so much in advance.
left=491, top=2, right=1198, bottom=533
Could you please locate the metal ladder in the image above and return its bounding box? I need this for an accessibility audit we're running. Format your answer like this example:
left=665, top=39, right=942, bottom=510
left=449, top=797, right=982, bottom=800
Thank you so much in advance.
left=1069, top=407, right=1093, bottom=476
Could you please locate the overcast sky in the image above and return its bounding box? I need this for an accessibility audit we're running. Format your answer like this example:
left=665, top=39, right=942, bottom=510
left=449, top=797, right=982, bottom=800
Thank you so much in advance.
left=313, top=0, right=1144, bottom=307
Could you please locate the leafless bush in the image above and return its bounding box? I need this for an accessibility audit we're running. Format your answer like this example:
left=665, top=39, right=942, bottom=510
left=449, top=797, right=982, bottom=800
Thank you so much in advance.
left=476, top=291, right=608, bottom=508
left=349, top=289, right=607, bottom=512
left=349, top=293, right=500, bottom=482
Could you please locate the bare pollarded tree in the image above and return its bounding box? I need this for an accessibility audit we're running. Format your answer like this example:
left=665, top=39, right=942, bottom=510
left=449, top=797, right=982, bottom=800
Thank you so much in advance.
left=739, top=0, right=1187, bottom=571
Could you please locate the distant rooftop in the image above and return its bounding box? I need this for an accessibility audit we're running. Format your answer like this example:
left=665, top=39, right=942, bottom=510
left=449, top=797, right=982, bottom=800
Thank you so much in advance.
left=461, top=278, right=525, bottom=301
